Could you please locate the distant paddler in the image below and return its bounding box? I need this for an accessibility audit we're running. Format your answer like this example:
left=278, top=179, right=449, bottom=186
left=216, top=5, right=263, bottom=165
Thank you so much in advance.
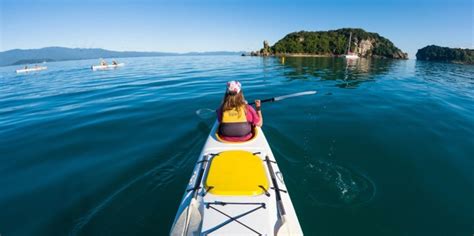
left=91, top=59, right=124, bottom=71
left=100, top=59, right=107, bottom=66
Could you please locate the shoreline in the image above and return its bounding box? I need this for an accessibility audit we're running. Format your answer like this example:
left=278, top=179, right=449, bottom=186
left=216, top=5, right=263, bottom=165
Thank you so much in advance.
left=274, top=53, right=335, bottom=58
left=245, top=53, right=411, bottom=60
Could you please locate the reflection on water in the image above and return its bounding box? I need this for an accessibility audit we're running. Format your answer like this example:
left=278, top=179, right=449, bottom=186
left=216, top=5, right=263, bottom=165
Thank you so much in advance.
left=279, top=57, right=396, bottom=88
left=414, top=60, right=474, bottom=93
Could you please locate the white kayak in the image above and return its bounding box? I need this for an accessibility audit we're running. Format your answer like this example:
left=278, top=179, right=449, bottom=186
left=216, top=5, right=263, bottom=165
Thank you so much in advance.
left=170, top=122, right=303, bottom=236
left=16, top=66, right=47, bottom=73
left=91, top=63, right=124, bottom=71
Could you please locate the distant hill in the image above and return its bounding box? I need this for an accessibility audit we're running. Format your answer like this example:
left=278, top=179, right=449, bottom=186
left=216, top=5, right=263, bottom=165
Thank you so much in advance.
left=416, top=45, right=473, bottom=64
left=11, top=58, right=56, bottom=65
left=0, top=47, right=244, bottom=66
left=255, top=28, right=408, bottom=59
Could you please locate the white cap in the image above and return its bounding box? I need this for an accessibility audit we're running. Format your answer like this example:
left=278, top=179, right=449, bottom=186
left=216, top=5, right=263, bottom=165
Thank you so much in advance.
left=227, top=80, right=241, bottom=93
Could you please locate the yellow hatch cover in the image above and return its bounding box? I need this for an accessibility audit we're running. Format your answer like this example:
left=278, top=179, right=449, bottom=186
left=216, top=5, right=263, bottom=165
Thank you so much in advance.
left=205, top=150, right=269, bottom=196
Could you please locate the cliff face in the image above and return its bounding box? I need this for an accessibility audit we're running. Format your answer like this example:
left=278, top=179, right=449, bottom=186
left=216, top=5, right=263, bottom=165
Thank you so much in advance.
left=356, top=38, right=408, bottom=59
left=256, top=28, right=408, bottom=59
left=416, top=45, right=474, bottom=64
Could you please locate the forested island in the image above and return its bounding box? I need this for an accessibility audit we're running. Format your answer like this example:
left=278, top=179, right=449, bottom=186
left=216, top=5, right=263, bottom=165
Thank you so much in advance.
left=252, top=28, right=408, bottom=59
left=416, top=45, right=473, bottom=65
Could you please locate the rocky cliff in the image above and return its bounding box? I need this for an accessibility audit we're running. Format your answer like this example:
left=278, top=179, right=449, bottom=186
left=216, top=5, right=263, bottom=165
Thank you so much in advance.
left=252, top=28, right=408, bottom=59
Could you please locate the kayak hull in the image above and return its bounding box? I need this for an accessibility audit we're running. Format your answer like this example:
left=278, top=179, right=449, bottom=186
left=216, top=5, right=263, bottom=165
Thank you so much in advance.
left=16, top=66, right=47, bottom=73
left=91, top=63, right=124, bottom=71
left=170, top=122, right=303, bottom=235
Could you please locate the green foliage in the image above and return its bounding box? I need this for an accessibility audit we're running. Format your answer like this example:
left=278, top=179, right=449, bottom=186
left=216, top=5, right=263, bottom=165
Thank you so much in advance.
left=416, top=45, right=474, bottom=64
left=269, top=28, right=405, bottom=58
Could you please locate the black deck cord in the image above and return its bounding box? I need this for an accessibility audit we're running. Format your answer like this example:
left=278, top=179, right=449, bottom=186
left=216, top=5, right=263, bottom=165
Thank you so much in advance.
left=206, top=202, right=266, bottom=207
left=181, top=154, right=210, bottom=236
left=201, top=186, right=214, bottom=197
left=187, top=153, right=217, bottom=193
left=205, top=205, right=264, bottom=235
left=264, top=155, right=286, bottom=216
left=187, top=154, right=210, bottom=197
left=258, top=185, right=271, bottom=197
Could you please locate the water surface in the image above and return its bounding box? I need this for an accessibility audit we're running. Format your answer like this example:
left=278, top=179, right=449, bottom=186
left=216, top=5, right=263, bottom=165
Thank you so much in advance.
left=0, top=56, right=473, bottom=235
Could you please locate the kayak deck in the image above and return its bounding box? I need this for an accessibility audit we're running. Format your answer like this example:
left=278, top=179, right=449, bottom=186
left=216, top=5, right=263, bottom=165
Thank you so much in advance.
left=170, top=122, right=303, bottom=235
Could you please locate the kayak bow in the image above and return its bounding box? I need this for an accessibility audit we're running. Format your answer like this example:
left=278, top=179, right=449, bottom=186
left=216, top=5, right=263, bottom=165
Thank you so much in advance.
left=170, top=122, right=303, bottom=235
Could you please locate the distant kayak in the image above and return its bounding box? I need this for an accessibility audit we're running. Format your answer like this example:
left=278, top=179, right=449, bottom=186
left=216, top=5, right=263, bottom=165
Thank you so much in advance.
left=16, top=66, right=47, bottom=73
left=91, top=63, right=124, bottom=71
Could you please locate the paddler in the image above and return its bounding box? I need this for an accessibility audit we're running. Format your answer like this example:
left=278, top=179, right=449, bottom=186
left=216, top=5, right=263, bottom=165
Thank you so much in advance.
left=100, top=59, right=107, bottom=66
left=216, top=81, right=263, bottom=142
left=112, top=60, right=118, bottom=65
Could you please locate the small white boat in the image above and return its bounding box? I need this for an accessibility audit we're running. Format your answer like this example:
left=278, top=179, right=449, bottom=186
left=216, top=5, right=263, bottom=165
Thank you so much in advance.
left=16, top=66, right=47, bottom=73
left=170, top=121, right=303, bottom=235
left=344, top=32, right=359, bottom=59
left=344, top=54, right=359, bottom=59
left=91, top=63, right=124, bottom=71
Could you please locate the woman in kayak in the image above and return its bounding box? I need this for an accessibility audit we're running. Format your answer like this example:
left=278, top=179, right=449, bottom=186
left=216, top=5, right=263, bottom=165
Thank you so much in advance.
left=217, top=81, right=262, bottom=142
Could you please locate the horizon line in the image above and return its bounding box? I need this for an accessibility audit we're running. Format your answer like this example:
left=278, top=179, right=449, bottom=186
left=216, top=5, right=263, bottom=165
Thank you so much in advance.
left=0, top=46, right=249, bottom=54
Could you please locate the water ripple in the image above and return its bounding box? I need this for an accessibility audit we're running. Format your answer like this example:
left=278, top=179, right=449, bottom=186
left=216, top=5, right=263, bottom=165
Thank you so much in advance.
left=0, top=56, right=473, bottom=235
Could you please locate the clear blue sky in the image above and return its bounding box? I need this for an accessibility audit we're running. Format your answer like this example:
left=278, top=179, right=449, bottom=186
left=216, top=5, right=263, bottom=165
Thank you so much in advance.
left=1, top=0, right=473, bottom=58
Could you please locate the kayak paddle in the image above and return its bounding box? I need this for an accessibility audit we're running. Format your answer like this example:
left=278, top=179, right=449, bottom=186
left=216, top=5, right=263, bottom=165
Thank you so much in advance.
left=249, top=90, right=317, bottom=105
left=264, top=155, right=294, bottom=235
left=170, top=155, right=209, bottom=236
left=196, top=90, right=317, bottom=119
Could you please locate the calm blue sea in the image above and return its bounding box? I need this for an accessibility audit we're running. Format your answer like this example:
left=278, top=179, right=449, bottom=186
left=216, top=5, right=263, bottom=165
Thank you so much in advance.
left=0, top=56, right=473, bottom=235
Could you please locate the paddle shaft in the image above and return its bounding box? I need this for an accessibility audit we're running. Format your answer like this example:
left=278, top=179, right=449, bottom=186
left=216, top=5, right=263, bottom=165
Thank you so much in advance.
left=192, top=156, right=208, bottom=198
left=248, top=91, right=316, bottom=106
left=248, top=98, right=274, bottom=106
left=265, top=156, right=287, bottom=216
left=181, top=155, right=208, bottom=235
left=196, top=91, right=316, bottom=119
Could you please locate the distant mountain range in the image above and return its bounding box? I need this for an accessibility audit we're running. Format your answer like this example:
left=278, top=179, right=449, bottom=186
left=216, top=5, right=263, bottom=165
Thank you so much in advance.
left=0, top=47, right=245, bottom=66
